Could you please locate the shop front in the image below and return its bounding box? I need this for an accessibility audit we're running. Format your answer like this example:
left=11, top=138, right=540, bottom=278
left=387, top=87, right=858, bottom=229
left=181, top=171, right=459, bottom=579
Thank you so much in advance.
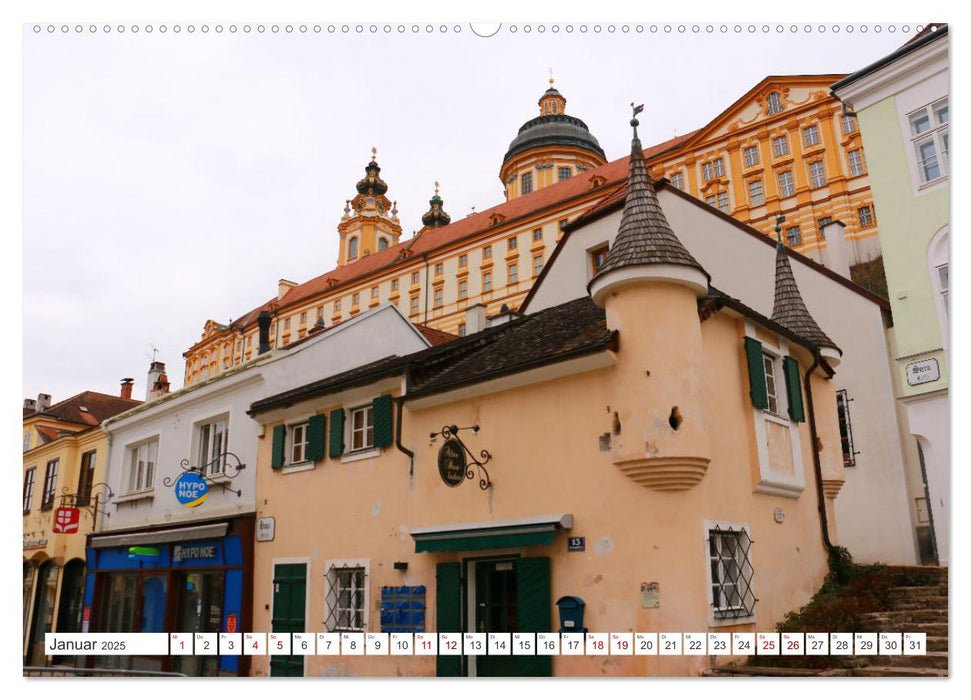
left=84, top=516, right=254, bottom=676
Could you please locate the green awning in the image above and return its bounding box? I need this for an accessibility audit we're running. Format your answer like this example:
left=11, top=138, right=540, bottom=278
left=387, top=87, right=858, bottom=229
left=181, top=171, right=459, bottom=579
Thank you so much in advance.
left=411, top=514, right=573, bottom=553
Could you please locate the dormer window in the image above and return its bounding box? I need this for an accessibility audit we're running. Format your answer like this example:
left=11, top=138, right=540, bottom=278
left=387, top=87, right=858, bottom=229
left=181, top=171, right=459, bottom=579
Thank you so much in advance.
left=767, top=91, right=784, bottom=115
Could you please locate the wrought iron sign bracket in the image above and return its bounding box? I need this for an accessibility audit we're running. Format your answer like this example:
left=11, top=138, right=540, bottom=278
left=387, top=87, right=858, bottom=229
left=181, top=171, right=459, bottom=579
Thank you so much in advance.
left=163, top=451, right=247, bottom=497
left=58, top=482, right=115, bottom=528
left=430, top=425, right=492, bottom=490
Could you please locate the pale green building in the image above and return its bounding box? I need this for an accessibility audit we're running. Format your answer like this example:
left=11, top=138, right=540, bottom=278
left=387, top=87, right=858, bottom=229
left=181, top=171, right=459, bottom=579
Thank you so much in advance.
left=833, top=24, right=949, bottom=565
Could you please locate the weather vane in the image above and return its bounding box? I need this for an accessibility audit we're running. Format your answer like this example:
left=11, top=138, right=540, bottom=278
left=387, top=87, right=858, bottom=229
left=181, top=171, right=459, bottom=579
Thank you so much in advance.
left=549, top=68, right=554, bottom=86
left=371, top=146, right=377, bottom=160
left=775, top=213, right=786, bottom=245
left=434, top=180, right=440, bottom=196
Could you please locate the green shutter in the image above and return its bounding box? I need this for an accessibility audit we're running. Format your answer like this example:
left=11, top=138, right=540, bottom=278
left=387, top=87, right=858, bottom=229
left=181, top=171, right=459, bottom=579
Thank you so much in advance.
left=783, top=356, right=805, bottom=422
left=306, top=414, right=326, bottom=462
left=516, top=557, right=552, bottom=677
left=744, top=337, right=769, bottom=410
left=328, top=409, right=345, bottom=458
left=436, top=562, right=462, bottom=677
left=271, top=425, right=286, bottom=470
left=372, top=395, right=393, bottom=448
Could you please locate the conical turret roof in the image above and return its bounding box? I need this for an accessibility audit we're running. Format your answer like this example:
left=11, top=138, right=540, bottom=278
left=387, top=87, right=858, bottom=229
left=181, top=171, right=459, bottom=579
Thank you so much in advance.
left=589, top=110, right=708, bottom=286
left=771, top=240, right=840, bottom=352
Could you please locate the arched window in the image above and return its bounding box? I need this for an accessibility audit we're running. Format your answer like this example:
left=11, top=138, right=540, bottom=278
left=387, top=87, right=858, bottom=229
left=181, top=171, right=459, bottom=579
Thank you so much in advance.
left=378, top=237, right=389, bottom=251
left=348, top=237, right=359, bottom=259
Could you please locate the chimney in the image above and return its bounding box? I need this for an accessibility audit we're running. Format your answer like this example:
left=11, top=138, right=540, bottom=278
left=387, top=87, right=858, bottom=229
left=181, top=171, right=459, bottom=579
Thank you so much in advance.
left=120, top=378, right=134, bottom=400
left=278, top=279, right=297, bottom=301
left=464, top=303, right=487, bottom=335
left=487, top=303, right=522, bottom=327
left=821, top=220, right=851, bottom=278
left=146, top=361, right=166, bottom=401
left=257, top=311, right=272, bottom=355
left=23, top=398, right=37, bottom=412
left=36, top=393, right=52, bottom=412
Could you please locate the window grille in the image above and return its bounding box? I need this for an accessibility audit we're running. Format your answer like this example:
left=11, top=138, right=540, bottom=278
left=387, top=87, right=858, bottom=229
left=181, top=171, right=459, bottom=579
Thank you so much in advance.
left=325, top=565, right=367, bottom=632
left=707, top=527, right=756, bottom=619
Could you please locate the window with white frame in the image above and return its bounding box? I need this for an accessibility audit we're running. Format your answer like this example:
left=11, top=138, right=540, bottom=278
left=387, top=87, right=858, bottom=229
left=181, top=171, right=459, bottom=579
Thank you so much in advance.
left=521, top=172, right=533, bottom=195
left=411, top=271, right=420, bottom=285
left=434, top=263, right=443, bottom=276
left=717, top=192, right=729, bottom=214
left=325, top=563, right=368, bottom=632
left=459, top=254, right=468, bottom=267
left=482, top=271, right=492, bottom=292
left=197, top=417, right=228, bottom=476
left=744, top=145, right=760, bottom=167
left=909, top=99, right=948, bottom=184
left=670, top=172, right=684, bottom=190
left=127, top=439, right=158, bottom=493
left=348, top=237, right=359, bottom=259
left=702, top=162, right=713, bottom=181
left=350, top=405, right=374, bottom=452
left=508, top=263, right=518, bottom=284
left=558, top=167, right=571, bottom=181
left=841, top=114, right=857, bottom=134
left=778, top=171, right=794, bottom=198
left=533, top=255, right=544, bottom=276
left=290, top=422, right=309, bottom=464
left=483, top=245, right=492, bottom=259
left=458, top=279, right=468, bottom=299
left=390, top=279, right=399, bottom=292
left=748, top=180, right=764, bottom=206
left=847, top=148, right=865, bottom=176
left=706, top=195, right=716, bottom=208
left=433, top=288, right=443, bottom=308
left=707, top=526, right=756, bottom=620
left=803, top=125, right=820, bottom=148
left=23, top=432, right=31, bottom=453
left=713, top=158, right=725, bottom=177
left=808, top=160, right=826, bottom=188
left=773, top=134, right=789, bottom=157
left=762, top=353, right=780, bottom=415
left=786, top=226, right=802, bottom=247
left=23, top=467, right=36, bottom=514
left=371, top=286, right=379, bottom=299
left=41, top=459, right=58, bottom=509
left=410, top=296, right=419, bottom=315
left=858, top=205, right=875, bottom=229
left=352, top=292, right=360, bottom=306
left=936, top=264, right=948, bottom=319
left=766, top=91, right=783, bottom=114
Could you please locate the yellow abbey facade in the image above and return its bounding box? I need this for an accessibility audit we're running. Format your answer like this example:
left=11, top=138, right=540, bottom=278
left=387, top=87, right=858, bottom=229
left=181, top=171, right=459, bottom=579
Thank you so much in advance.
left=182, top=76, right=882, bottom=388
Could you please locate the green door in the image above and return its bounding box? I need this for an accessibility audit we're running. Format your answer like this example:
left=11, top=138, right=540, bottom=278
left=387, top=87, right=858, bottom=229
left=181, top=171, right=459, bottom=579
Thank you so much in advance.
left=270, top=563, right=307, bottom=677
left=474, top=560, right=519, bottom=677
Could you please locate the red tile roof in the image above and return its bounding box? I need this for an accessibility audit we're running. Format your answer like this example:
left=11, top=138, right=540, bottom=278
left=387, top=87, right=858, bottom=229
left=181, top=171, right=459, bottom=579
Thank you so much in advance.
left=416, top=324, right=458, bottom=347
left=25, top=391, right=142, bottom=427
left=212, top=132, right=697, bottom=340
left=36, top=426, right=62, bottom=444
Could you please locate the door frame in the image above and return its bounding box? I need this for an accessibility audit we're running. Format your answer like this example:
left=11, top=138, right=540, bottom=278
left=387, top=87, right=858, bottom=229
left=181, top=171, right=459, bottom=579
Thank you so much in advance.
left=270, top=557, right=310, bottom=677
left=461, top=551, right=522, bottom=678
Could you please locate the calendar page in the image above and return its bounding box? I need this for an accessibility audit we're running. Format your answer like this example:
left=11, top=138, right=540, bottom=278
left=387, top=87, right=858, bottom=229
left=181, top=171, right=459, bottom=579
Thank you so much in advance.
left=20, top=0, right=950, bottom=691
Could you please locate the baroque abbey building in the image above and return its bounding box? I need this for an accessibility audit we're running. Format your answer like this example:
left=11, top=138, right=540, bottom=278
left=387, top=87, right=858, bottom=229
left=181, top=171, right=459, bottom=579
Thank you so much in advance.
left=183, top=76, right=882, bottom=388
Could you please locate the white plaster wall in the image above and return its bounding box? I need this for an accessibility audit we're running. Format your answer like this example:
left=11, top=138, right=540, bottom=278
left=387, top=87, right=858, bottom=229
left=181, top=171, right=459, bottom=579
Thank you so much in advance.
left=100, top=303, right=430, bottom=533
left=527, top=192, right=919, bottom=564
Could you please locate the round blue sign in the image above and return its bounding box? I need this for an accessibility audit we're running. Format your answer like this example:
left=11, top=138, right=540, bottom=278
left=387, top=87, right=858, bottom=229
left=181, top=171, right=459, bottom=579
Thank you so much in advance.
left=175, top=471, right=209, bottom=508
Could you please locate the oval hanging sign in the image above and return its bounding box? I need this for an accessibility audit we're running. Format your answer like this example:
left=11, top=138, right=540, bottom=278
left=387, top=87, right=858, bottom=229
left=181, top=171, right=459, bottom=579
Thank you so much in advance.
left=438, top=438, right=467, bottom=488
left=175, top=471, right=209, bottom=507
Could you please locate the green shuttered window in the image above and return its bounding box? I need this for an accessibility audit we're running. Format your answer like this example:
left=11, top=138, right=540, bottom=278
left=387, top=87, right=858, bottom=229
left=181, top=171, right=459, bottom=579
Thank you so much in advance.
left=783, top=356, right=805, bottom=422
left=372, top=395, right=393, bottom=448
left=329, top=409, right=345, bottom=458
left=306, top=414, right=327, bottom=462
left=744, top=337, right=769, bottom=409
left=271, top=425, right=286, bottom=469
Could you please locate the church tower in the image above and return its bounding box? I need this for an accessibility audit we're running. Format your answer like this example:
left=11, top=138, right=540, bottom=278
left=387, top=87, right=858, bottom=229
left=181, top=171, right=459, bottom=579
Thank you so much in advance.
left=499, top=75, right=608, bottom=201
left=337, top=148, right=403, bottom=267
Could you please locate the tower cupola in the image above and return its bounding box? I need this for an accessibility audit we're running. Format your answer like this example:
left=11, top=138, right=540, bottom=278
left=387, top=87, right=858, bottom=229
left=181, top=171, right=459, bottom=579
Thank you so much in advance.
left=420, top=181, right=451, bottom=229
left=336, top=147, right=403, bottom=266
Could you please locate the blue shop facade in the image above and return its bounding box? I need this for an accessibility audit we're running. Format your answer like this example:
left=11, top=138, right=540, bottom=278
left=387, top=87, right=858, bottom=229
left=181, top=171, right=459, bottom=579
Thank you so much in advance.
left=84, top=515, right=254, bottom=676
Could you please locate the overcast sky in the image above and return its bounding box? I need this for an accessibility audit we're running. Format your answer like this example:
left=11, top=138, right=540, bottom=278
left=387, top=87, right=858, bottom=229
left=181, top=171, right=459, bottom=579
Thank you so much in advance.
left=23, top=22, right=911, bottom=403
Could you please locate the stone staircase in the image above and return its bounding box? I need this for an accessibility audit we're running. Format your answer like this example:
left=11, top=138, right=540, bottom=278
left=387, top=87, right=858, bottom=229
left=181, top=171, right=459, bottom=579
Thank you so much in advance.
left=704, top=566, right=948, bottom=678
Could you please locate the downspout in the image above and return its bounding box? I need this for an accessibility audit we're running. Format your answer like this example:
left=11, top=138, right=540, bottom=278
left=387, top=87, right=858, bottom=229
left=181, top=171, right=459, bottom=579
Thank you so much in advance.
left=804, top=351, right=836, bottom=554
left=394, top=367, right=415, bottom=477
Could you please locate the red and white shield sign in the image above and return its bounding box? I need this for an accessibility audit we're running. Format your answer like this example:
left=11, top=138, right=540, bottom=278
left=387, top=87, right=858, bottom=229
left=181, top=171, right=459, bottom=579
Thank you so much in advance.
left=52, top=507, right=81, bottom=534
left=226, top=613, right=238, bottom=633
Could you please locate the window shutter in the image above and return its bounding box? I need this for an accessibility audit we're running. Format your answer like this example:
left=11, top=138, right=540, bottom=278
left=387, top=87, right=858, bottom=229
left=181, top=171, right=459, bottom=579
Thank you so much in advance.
left=306, top=414, right=326, bottom=462
left=516, top=557, right=552, bottom=676
left=372, top=395, right=393, bottom=448
left=328, top=409, right=345, bottom=458
left=783, top=356, right=805, bottom=422
left=744, top=337, right=769, bottom=409
left=435, top=562, right=462, bottom=677
left=271, top=425, right=286, bottom=470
